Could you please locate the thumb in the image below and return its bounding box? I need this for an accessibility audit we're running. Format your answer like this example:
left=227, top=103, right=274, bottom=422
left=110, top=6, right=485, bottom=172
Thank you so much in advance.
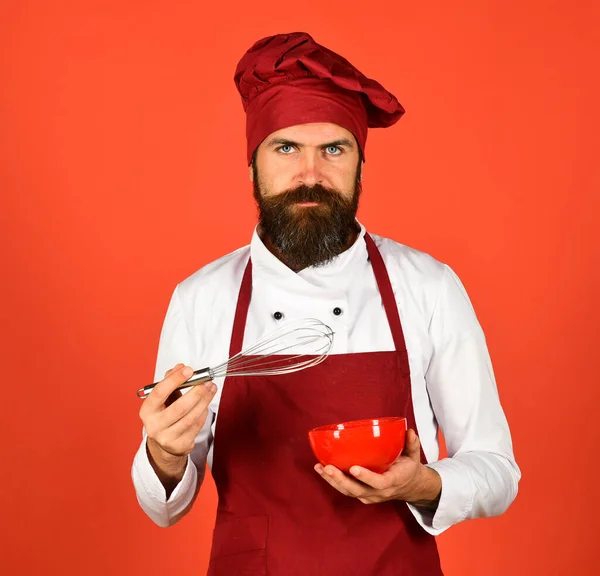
left=403, top=429, right=421, bottom=462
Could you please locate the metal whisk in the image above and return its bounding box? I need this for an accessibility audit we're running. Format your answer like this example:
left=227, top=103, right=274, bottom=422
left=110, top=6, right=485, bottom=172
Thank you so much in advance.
left=136, top=318, right=334, bottom=399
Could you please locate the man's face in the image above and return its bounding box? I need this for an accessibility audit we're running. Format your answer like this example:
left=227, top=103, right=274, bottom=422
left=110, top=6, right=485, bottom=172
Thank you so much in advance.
left=251, top=123, right=363, bottom=271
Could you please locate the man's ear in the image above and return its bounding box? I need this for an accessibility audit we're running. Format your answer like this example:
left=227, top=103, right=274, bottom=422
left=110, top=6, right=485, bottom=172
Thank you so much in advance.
left=249, top=163, right=254, bottom=182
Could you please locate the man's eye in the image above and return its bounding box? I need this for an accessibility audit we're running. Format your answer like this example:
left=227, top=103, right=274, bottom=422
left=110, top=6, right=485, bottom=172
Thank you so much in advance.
left=325, top=146, right=341, bottom=155
left=278, top=145, right=295, bottom=154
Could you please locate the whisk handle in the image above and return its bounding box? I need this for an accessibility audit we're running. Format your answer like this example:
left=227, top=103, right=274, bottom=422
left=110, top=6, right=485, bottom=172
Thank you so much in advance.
left=136, top=367, right=212, bottom=399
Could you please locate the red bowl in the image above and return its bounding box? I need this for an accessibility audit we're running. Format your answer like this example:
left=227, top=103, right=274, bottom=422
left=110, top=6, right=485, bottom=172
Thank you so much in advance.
left=308, top=417, right=407, bottom=474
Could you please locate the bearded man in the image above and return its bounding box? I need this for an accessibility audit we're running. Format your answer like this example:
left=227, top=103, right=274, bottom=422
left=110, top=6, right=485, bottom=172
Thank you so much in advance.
left=132, top=32, right=520, bottom=575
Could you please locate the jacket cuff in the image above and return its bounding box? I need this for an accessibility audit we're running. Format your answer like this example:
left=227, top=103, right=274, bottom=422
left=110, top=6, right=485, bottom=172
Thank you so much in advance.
left=132, top=437, right=198, bottom=526
left=406, top=458, right=474, bottom=535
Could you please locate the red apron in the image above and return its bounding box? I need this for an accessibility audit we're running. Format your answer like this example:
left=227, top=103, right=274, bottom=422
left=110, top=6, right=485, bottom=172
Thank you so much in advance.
left=208, top=234, right=443, bottom=575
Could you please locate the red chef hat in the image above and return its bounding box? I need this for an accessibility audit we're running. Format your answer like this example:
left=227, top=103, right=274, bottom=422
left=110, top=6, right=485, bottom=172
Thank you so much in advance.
left=234, top=32, right=405, bottom=164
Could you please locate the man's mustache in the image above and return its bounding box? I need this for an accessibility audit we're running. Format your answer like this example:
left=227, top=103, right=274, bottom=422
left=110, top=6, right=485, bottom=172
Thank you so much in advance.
left=273, top=184, right=343, bottom=206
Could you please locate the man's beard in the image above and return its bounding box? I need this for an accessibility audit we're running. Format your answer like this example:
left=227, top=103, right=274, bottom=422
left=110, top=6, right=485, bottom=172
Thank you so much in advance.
left=253, top=167, right=362, bottom=271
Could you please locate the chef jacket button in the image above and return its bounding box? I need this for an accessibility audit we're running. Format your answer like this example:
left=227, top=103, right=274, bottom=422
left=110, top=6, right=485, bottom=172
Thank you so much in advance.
left=273, top=311, right=284, bottom=320
left=333, top=307, right=343, bottom=316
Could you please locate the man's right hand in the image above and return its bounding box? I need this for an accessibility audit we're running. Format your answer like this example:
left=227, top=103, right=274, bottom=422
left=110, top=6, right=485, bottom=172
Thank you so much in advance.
left=139, top=364, right=217, bottom=496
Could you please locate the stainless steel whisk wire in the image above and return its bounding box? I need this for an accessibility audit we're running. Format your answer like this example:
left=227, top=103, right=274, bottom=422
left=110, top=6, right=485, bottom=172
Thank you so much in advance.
left=137, top=318, right=335, bottom=399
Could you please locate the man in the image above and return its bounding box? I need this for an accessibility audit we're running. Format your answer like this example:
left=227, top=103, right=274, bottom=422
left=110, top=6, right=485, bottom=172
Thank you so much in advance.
left=132, top=32, right=520, bottom=574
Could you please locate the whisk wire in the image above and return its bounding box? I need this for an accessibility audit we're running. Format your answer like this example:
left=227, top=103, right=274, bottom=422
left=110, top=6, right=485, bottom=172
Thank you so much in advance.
left=136, top=317, right=335, bottom=399
left=226, top=354, right=329, bottom=377
left=213, top=319, right=334, bottom=374
left=215, top=350, right=328, bottom=377
left=215, top=333, right=332, bottom=373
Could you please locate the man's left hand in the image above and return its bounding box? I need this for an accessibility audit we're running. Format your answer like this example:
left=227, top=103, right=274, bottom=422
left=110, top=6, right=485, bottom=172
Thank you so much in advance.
left=314, top=429, right=442, bottom=509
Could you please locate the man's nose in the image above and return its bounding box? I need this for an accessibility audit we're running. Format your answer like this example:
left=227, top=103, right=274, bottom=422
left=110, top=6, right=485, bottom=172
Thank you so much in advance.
left=297, top=150, right=324, bottom=186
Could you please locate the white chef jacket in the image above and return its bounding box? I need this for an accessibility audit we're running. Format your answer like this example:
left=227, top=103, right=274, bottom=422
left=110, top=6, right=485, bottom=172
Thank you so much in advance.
left=131, top=221, right=521, bottom=535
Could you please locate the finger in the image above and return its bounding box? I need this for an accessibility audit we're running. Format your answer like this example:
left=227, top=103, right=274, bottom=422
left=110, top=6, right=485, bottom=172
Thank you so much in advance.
left=151, top=399, right=211, bottom=458
left=167, top=392, right=213, bottom=439
left=143, top=365, right=185, bottom=411
left=157, top=392, right=216, bottom=456
left=164, top=363, right=185, bottom=378
left=315, top=465, right=351, bottom=496
left=403, top=429, right=421, bottom=462
left=145, top=366, right=197, bottom=410
left=317, top=465, right=371, bottom=498
left=348, top=465, right=391, bottom=490
left=159, top=381, right=217, bottom=428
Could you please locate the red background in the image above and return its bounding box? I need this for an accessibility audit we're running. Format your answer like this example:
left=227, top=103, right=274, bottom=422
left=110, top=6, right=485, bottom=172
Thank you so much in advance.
left=1, top=1, right=599, bottom=574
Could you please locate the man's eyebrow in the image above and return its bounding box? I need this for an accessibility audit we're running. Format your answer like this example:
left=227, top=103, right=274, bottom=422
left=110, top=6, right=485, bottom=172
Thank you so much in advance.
left=265, top=137, right=355, bottom=148
left=323, top=138, right=355, bottom=148
left=266, top=138, right=299, bottom=148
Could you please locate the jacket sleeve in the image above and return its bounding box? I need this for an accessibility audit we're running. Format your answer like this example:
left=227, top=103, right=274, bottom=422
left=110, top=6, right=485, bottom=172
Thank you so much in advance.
left=131, top=285, right=214, bottom=527
left=407, top=265, right=521, bottom=534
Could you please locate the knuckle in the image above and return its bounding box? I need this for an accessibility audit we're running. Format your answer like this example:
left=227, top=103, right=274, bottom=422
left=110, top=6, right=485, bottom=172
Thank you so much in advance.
left=142, top=412, right=160, bottom=433
left=154, top=430, right=171, bottom=448
left=140, top=400, right=155, bottom=417
left=171, top=438, right=194, bottom=457
left=140, top=399, right=162, bottom=422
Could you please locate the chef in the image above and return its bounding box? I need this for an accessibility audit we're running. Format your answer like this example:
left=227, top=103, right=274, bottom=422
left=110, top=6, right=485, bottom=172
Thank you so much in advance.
left=132, top=32, right=520, bottom=574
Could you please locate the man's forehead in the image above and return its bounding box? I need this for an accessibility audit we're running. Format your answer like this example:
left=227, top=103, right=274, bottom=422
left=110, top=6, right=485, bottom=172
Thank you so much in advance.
left=265, top=123, right=356, bottom=145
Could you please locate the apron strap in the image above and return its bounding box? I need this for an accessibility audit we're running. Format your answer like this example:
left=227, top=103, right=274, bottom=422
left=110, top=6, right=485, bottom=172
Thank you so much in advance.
left=364, top=233, right=408, bottom=355
left=228, top=257, right=253, bottom=359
